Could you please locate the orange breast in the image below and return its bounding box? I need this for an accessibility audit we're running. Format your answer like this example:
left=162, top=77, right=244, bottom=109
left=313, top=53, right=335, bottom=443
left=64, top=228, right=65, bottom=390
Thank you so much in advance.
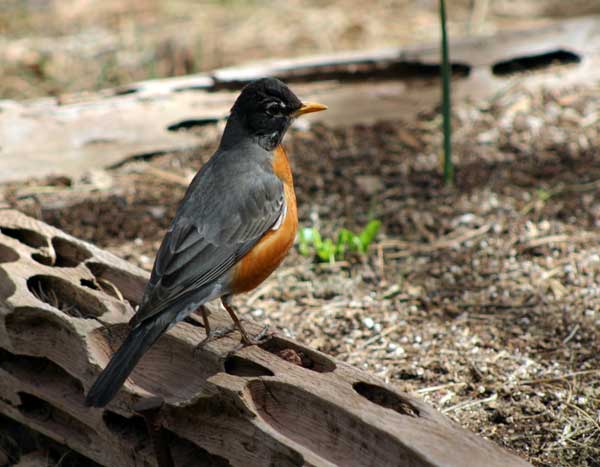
left=231, top=145, right=298, bottom=294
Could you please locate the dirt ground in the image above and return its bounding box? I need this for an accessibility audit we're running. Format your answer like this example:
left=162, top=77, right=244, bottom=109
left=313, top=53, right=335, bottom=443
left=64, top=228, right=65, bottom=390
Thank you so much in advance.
left=4, top=81, right=600, bottom=466
left=2, top=1, right=600, bottom=467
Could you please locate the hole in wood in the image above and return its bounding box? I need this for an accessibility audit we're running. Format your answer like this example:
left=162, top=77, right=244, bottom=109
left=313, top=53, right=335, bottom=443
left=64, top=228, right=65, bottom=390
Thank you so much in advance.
left=0, top=244, right=19, bottom=263
left=109, top=150, right=170, bottom=169
left=81, top=276, right=129, bottom=303
left=0, top=227, right=47, bottom=249
left=259, top=336, right=336, bottom=373
left=27, top=275, right=108, bottom=318
left=211, top=61, right=471, bottom=91
left=246, top=380, right=420, bottom=467
left=89, top=324, right=221, bottom=403
left=113, top=85, right=139, bottom=96
left=51, top=236, right=92, bottom=267
left=353, top=382, right=419, bottom=417
left=0, top=348, right=84, bottom=396
left=388, top=61, right=471, bottom=79
left=5, top=307, right=79, bottom=362
left=165, top=429, right=233, bottom=467
left=80, top=278, right=100, bottom=290
left=167, top=118, right=220, bottom=132
left=31, top=251, right=54, bottom=265
left=224, top=355, right=274, bottom=377
left=0, top=268, right=16, bottom=300
left=103, top=411, right=148, bottom=444
left=86, top=262, right=145, bottom=308
left=17, top=392, right=92, bottom=445
left=0, top=414, right=103, bottom=467
left=492, top=49, right=581, bottom=76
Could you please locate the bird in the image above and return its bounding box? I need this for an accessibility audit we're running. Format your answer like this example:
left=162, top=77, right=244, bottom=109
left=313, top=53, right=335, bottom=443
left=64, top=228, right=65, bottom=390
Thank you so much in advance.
left=85, top=78, right=327, bottom=407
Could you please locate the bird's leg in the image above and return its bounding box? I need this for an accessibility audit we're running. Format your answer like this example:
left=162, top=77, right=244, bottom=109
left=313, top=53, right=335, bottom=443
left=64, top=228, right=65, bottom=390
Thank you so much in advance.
left=221, top=296, right=270, bottom=346
left=251, top=324, right=271, bottom=343
left=194, top=305, right=236, bottom=354
left=221, top=299, right=252, bottom=345
left=199, top=305, right=211, bottom=336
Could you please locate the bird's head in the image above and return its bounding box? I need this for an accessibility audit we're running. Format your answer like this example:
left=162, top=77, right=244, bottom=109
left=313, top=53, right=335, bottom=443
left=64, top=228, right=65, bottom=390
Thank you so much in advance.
left=228, top=77, right=327, bottom=150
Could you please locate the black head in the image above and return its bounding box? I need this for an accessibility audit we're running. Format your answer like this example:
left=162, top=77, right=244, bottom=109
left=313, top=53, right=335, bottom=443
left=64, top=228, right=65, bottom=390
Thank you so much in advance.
left=226, top=78, right=326, bottom=150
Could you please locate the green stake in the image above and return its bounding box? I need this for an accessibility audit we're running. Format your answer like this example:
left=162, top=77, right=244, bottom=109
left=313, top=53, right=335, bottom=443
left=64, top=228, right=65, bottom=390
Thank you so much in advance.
left=440, top=0, right=453, bottom=185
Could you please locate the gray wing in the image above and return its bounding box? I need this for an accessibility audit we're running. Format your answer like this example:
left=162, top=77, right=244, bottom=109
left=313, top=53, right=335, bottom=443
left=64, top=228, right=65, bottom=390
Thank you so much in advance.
left=130, top=152, right=284, bottom=327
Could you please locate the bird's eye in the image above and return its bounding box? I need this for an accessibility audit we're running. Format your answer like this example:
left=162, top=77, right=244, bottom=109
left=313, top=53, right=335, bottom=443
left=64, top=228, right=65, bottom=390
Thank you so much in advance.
left=265, top=101, right=285, bottom=117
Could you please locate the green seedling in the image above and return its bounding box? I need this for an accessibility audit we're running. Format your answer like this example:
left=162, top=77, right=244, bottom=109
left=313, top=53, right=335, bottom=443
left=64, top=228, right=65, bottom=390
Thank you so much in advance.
left=298, top=220, right=382, bottom=263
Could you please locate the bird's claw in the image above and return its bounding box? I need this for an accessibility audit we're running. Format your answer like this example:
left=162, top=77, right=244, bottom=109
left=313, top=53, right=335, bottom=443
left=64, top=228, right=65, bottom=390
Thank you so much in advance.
left=193, top=324, right=237, bottom=358
left=229, top=324, right=273, bottom=355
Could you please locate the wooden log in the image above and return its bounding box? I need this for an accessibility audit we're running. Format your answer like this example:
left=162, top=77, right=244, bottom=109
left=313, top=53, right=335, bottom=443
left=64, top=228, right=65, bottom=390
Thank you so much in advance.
left=0, top=209, right=531, bottom=467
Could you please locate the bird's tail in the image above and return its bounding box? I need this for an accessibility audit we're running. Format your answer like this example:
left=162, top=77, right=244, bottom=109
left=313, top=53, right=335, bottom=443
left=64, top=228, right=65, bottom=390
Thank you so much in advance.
left=85, top=319, right=168, bottom=407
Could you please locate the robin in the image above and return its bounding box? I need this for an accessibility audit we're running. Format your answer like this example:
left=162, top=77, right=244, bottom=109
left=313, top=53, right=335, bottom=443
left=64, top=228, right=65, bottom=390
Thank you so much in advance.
left=85, top=78, right=327, bottom=407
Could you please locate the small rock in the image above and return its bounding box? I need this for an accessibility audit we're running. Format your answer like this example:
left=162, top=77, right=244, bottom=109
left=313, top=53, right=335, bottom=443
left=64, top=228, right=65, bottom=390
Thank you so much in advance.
left=148, top=206, right=167, bottom=219
left=80, top=169, right=113, bottom=190
left=355, top=175, right=384, bottom=195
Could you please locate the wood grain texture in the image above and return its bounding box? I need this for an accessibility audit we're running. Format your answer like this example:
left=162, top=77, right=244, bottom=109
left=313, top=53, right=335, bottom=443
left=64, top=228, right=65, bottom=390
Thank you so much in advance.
left=0, top=209, right=532, bottom=467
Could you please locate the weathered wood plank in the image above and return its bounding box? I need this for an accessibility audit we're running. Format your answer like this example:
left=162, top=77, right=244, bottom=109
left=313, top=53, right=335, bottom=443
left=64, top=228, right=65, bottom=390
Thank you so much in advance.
left=0, top=209, right=531, bottom=466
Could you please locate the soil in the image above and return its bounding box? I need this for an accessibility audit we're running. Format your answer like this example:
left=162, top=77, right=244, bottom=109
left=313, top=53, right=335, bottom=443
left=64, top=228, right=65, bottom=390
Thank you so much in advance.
left=4, top=82, right=600, bottom=467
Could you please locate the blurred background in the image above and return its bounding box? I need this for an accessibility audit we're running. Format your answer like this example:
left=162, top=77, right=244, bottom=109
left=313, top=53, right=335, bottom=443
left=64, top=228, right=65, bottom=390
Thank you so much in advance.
left=0, top=0, right=597, bottom=99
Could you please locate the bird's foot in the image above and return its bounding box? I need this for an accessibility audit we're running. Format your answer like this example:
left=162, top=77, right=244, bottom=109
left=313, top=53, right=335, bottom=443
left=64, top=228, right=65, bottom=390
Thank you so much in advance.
left=193, top=324, right=237, bottom=357
left=244, top=323, right=272, bottom=346
left=228, top=324, right=273, bottom=355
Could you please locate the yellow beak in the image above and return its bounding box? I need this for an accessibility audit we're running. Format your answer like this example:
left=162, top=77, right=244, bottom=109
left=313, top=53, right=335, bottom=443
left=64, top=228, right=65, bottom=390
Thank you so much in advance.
left=293, top=102, right=328, bottom=117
